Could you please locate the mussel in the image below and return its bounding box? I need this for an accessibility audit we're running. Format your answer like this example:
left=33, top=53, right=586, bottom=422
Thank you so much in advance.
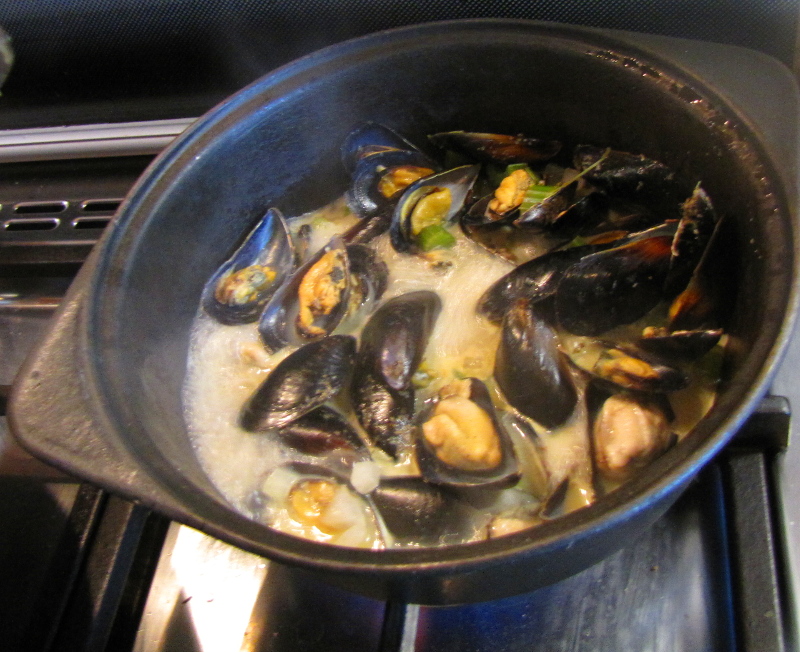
left=371, top=476, right=478, bottom=545
left=341, top=122, right=426, bottom=173
left=555, top=234, right=674, bottom=336
left=240, top=334, right=357, bottom=431
left=342, top=123, right=438, bottom=220
left=389, top=165, right=479, bottom=254
left=583, top=342, right=689, bottom=394
left=259, top=237, right=388, bottom=351
left=592, top=392, right=676, bottom=482
left=638, top=326, right=723, bottom=361
left=572, top=145, right=685, bottom=215
left=477, top=244, right=604, bottom=324
left=665, top=185, right=719, bottom=296
left=428, top=131, right=561, bottom=165
left=261, top=461, right=385, bottom=548
left=277, top=405, right=368, bottom=458
left=494, top=299, right=578, bottom=429
left=202, top=207, right=296, bottom=325
left=351, top=291, right=442, bottom=458
left=415, top=378, right=520, bottom=489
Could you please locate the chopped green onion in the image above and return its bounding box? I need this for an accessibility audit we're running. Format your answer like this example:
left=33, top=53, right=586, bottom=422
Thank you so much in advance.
left=520, top=184, right=558, bottom=212
left=417, top=224, right=456, bottom=251
left=563, top=236, right=589, bottom=249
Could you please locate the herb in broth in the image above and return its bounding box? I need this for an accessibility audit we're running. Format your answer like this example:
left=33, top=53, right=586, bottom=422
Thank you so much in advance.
left=184, top=125, right=726, bottom=549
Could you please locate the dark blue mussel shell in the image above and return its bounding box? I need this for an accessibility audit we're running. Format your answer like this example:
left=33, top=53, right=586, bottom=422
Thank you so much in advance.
left=202, top=207, right=296, bottom=325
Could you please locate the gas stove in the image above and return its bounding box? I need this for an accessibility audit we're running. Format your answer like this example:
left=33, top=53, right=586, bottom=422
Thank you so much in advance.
left=0, top=26, right=798, bottom=652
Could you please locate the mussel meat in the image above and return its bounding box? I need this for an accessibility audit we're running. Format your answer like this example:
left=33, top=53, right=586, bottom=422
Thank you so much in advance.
left=261, top=462, right=384, bottom=547
left=259, top=237, right=388, bottom=351
left=586, top=342, right=689, bottom=394
left=416, top=378, right=519, bottom=489
left=592, top=393, right=676, bottom=482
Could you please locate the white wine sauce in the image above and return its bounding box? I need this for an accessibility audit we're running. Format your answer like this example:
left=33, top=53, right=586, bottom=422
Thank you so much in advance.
left=184, top=197, right=719, bottom=549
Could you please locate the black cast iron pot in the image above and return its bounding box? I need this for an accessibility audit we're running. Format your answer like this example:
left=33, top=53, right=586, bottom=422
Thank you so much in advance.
left=9, top=20, right=799, bottom=605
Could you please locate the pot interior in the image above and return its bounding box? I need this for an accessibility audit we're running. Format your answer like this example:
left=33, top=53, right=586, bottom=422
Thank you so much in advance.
left=85, top=21, right=794, bottom=586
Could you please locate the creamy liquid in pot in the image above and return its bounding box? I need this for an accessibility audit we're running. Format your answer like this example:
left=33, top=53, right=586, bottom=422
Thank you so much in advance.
left=184, top=198, right=719, bottom=548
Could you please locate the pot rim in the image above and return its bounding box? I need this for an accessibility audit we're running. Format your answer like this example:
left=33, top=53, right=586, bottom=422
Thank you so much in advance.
left=81, top=18, right=800, bottom=577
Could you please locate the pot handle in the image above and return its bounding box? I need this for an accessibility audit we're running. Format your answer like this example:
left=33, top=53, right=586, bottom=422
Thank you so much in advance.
left=7, top=259, right=186, bottom=517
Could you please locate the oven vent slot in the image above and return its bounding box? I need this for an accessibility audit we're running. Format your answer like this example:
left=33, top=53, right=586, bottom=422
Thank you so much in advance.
left=14, top=201, right=68, bottom=215
left=72, top=217, right=112, bottom=230
left=81, top=199, right=122, bottom=213
left=4, top=218, right=60, bottom=231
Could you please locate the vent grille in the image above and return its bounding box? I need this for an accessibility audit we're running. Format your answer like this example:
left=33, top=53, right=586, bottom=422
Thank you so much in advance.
left=1, top=197, right=122, bottom=239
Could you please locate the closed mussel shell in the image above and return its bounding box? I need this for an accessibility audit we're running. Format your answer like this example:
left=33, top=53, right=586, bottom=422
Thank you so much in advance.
left=371, top=476, right=478, bottom=545
left=494, top=299, right=578, bottom=430
left=351, top=291, right=442, bottom=458
left=277, top=405, right=368, bottom=458
left=240, top=334, right=357, bottom=431
left=555, top=234, right=673, bottom=336
left=202, top=207, right=296, bottom=325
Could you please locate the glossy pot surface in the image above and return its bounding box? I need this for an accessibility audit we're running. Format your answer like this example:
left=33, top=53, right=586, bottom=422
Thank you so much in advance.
left=10, top=20, right=798, bottom=604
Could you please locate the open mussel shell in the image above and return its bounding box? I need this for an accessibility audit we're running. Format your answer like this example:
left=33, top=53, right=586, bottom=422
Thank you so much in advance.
left=258, top=236, right=353, bottom=351
left=555, top=233, right=673, bottom=336
left=341, top=122, right=426, bottom=174
left=664, top=185, right=719, bottom=296
left=342, top=244, right=389, bottom=320
left=583, top=342, right=689, bottom=394
left=638, top=327, right=723, bottom=361
left=239, top=334, right=356, bottom=431
left=371, top=476, right=478, bottom=545
left=428, top=131, right=561, bottom=165
left=518, top=190, right=611, bottom=239
left=494, top=300, right=578, bottom=429
left=351, top=371, right=415, bottom=460
left=389, top=165, right=479, bottom=253
left=342, top=202, right=395, bottom=246
left=348, top=149, right=438, bottom=219
left=588, top=387, right=677, bottom=483
left=202, top=207, right=296, bottom=325
left=513, top=178, right=580, bottom=230
left=415, top=378, right=520, bottom=489
left=351, top=291, right=442, bottom=458
left=261, top=461, right=386, bottom=547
